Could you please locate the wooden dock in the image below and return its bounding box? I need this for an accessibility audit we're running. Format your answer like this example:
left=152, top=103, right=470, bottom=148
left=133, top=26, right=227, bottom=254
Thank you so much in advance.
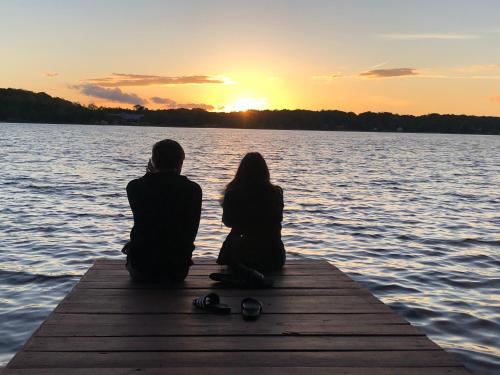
left=2, top=258, right=470, bottom=374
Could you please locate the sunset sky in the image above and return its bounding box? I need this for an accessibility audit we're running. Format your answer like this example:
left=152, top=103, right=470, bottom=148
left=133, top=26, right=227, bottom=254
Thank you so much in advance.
left=1, top=0, right=500, bottom=115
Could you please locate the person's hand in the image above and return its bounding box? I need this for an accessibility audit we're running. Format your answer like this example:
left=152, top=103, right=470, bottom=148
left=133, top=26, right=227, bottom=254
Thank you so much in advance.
left=121, top=242, right=130, bottom=254
left=147, top=158, right=158, bottom=174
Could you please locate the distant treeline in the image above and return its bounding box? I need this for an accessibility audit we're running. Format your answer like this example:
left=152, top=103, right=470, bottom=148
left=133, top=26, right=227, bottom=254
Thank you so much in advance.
left=1, top=88, right=499, bottom=134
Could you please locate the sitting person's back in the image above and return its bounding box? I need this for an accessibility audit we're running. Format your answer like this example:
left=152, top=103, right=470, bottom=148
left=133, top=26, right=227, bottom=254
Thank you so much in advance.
left=217, top=152, right=285, bottom=272
left=124, top=139, right=202, bottom=281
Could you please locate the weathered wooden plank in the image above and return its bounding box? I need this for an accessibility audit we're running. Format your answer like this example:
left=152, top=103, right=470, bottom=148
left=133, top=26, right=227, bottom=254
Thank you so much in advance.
left=39, top=315, right=420, bottom=337
left=90, top=262, right=339, bottom=269
left=56, top=296, right=390, bottom=314
left=90, top=266, right=341, bottom=276
left=84, top=268, right=351, bottom=277
left=25, top=335, right=440, bottom=352
left=93, top=258, right=329, bottom=266
left=0, top=367, right=472, bottom=375
left=76, top=278, right=360, bottom=289
left=45, top=312, right=408, bottom=327
left=7, top=351, right=463, bottom=369
left=92, top=259, right=340, bottom=271
left=89, top=265, right=340, bottom=273
left=64, top=291, right=382, bottom=305
left=91, top=260, right=337, bottom=267
left=38, top=323, right=420, bottom=337
left=71, top=287, right=371, bottom=297
left=54, top=302, right=392, bottom=315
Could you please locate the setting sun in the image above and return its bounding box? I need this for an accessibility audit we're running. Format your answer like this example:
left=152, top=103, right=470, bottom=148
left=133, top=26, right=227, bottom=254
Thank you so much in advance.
left=222, top=97, right=268, bottom=112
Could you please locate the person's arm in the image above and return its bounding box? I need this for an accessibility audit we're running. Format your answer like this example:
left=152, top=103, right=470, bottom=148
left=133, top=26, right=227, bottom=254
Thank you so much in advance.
left=177, top=183, right=202, bottom=254
left=124, top=179, right=142, bottom=253
left=222, top=191, right=238, bottom=227
left=126, top=180, right=138, bottom=218
left=276, top=186, right=284, bottom=223
left=126, top=179, right=143, bottom=231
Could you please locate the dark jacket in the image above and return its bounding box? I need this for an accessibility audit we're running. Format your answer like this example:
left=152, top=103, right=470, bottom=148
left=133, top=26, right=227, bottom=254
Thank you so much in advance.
left=126, top=171, right=202, bottom=274
left=217, top=184, right=285, bottom=272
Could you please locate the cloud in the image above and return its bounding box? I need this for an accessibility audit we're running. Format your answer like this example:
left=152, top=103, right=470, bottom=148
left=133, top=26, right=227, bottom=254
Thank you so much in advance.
left=369, top=61, right=390, bottom=70
left=85, top=73, right=231, bottom=87
left=43, top=72, right=59, bottom=77
left=420, top=73, right=500, bottom=80
left=380, top=33, right=478, bottom=40
left=72, top=84, right=146, bottom=105
left=312, top=73, right=342, bottom=81
left=359, top=68, right=418, bottom=78
left=150, top=96, right=214, bottom=110
left=454, top=64, right=500, bottom=73
left=178, top=103, right=214, bottom=110
left=421, top=64, right=500, bottom=80
left=150, top=97, right=177, bottom=106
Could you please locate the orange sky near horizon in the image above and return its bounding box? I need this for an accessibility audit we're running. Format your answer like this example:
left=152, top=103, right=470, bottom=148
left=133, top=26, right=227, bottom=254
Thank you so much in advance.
left=1, top=1, right=500, bottom=116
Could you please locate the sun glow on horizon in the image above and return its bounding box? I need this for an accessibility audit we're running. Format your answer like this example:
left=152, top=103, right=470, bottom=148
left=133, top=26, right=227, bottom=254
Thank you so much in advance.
left=222, top=97, right=268, bottom=112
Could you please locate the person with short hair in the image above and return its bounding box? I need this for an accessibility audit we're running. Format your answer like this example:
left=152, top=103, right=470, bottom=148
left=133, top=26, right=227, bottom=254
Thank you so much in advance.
left=123, top=139, right=202, bottom=281
left=217, top=152, right=286, bottom=273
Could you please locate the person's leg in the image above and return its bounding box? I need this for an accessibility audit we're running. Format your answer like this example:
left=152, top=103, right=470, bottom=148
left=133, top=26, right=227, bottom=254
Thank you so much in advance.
left=230, top=244, right=286, bottom=274
left=127, top=260, right=189, bottom=282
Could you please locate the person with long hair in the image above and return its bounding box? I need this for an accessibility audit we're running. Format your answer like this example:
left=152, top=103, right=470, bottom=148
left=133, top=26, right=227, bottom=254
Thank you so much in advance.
left=217, top=152, right=285, bottom=273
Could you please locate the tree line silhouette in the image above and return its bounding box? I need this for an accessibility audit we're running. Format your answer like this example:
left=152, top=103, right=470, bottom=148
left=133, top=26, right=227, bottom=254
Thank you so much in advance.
left=1, top=88, right=499, bottom=134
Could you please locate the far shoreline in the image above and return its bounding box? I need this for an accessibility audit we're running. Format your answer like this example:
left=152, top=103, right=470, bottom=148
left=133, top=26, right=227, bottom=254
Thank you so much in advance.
left=1, top=120, right=499, bottom=137
left=1, top=88, right=500, bottom=135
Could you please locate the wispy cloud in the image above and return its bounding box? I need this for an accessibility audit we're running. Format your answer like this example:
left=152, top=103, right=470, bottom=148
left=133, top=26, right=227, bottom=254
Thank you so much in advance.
left=43, top=72, right=59, bottom=77
left=359, top=68, right=418, bottom=78
left=312, top=73, right=342, bottom=81
left=454, top=64, right=500, bottom=73
left=150, top=96, right=214, bottom=110
left=369, top=61, right=390, bottom=70
left=417, top=73, right=500, bottom=80
left=72, top=84, right=146, bottom=105
left=460, top=75, right=500, bottom=80
left=150, top=97, right=177, bottom=106
left=84, top=73, right=233, bottom=87
left=420, top=64, right=500, bottom=80
left=380, top=33, right=479, bottom=40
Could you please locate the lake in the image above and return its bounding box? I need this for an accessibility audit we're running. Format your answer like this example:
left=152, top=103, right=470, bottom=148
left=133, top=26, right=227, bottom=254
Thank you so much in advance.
left=0, top=123, right=499, bottom=373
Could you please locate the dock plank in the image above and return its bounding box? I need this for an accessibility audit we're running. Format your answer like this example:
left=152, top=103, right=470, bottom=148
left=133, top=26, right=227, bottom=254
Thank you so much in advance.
left=8, top=351, right=463, bottom=368
left=57, top=295, right=388, bottom=314
left=39, top=321, right=420, bottom=337
left=4, top=258, right=470, bottom=374
left=44, top=312, right=408, bottom=326
left=76, top=278, right=360, bottom=289
left=1, top=368, right=472, bottom=375
left=86, top=267, right=344, bottom=276
left=25, top=336, right=440, bottom=352
left=71, top=287, right=372, bottom=296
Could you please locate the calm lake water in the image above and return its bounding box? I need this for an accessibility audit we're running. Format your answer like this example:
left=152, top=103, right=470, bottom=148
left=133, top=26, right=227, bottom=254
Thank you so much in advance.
left=0, top=123, right=499, bottom=373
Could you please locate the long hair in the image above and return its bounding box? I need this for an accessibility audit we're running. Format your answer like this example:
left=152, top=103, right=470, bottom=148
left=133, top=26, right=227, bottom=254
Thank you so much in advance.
left=224, top=152, right=271, bottom=195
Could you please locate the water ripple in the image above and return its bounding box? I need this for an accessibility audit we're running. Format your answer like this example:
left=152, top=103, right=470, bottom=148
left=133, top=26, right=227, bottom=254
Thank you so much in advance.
left=0, top=123, right=499, bottom=374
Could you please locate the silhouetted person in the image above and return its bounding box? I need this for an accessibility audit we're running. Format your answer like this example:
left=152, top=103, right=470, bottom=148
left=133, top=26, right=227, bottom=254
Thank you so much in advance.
left=217, top=152, right=285, bottom=272
left=123, top=139, right=202, bottom=281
